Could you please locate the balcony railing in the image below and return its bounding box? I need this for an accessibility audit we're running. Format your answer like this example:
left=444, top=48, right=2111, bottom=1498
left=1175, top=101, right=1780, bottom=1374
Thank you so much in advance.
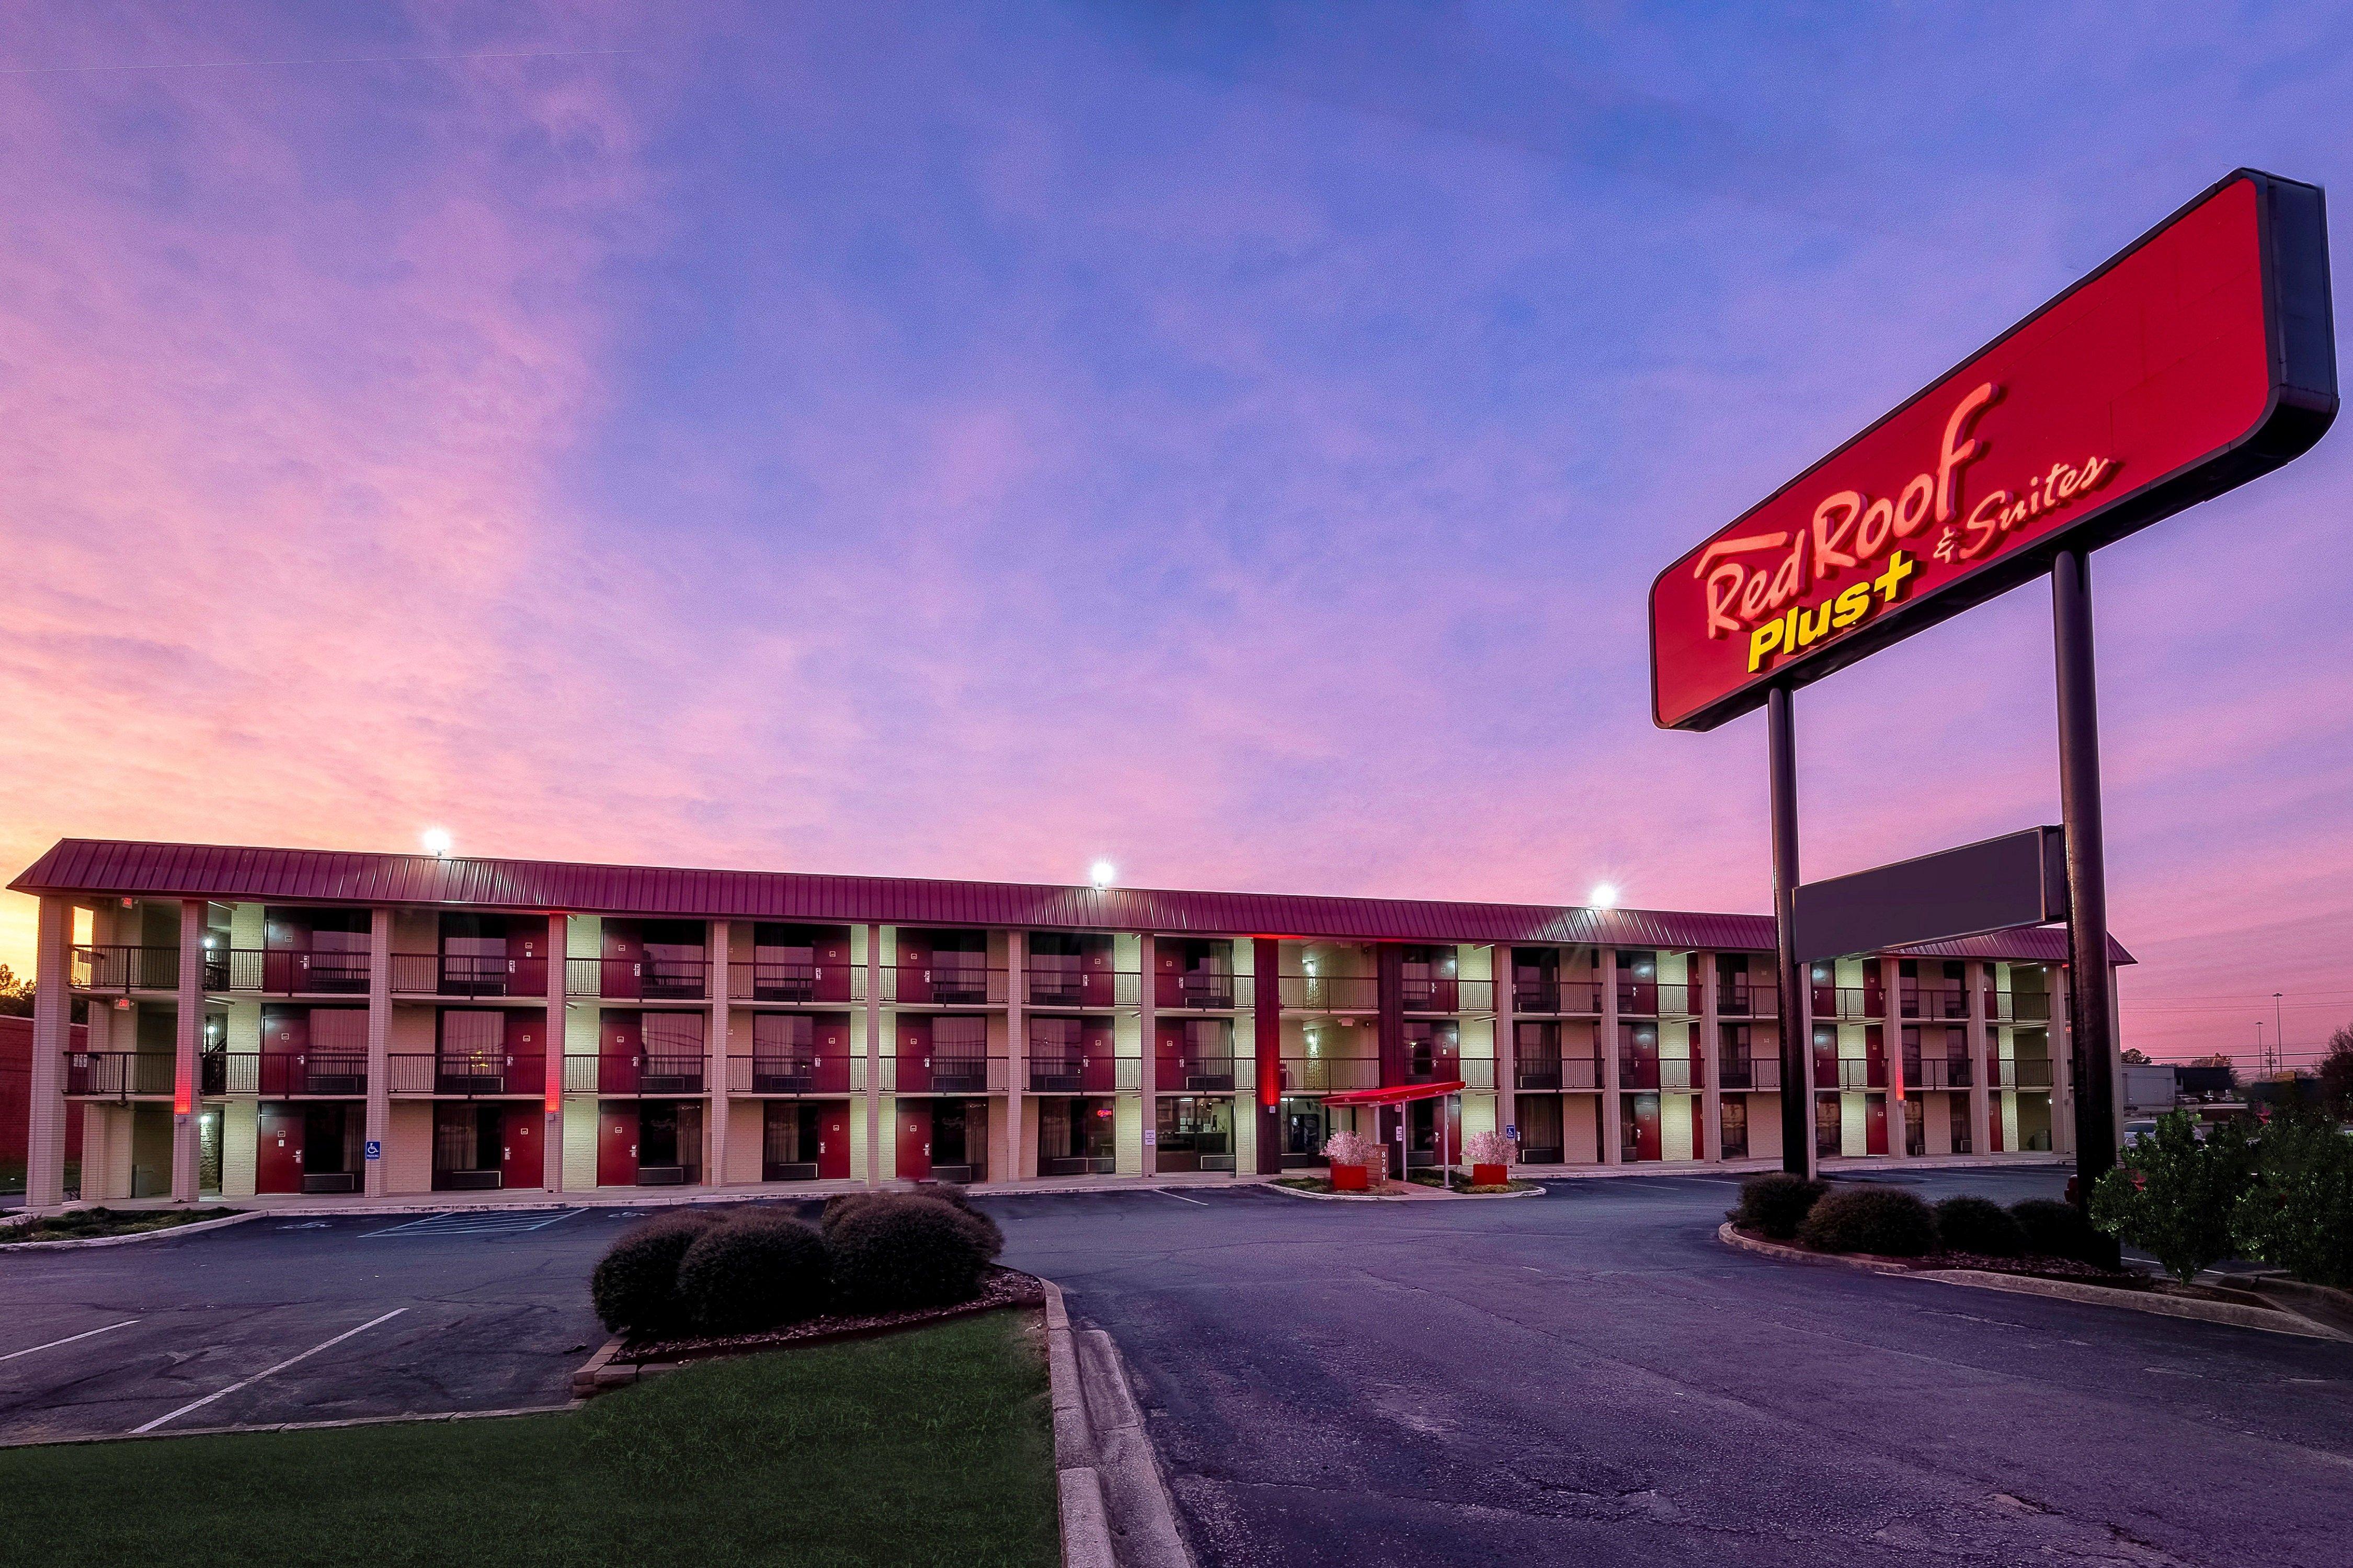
left=1615, top=982, right=1696, bottom=1017
left=1028, top=1056, right=1121, bottom=1094
left=1715, top=1056, right=1781, bottom=1091
left=65, top=1051, right=176, bottom=1097
left=892, top=1054, right=1008, bottom=1094
left=387, top=1053, right=546, bottom=1096
left=1906, top=1057, right=1974, bottom=1090
left=1277, top=1056, right=1381, bottom=1093
left=210, top=1051, right=370, bottom=1096
left=1156, top=1054, right=1236, bottom=1092
left=1990, top=1057, right=2054, bottom=1089
left=726, top=1054, right=855, bottom=1094
left=726, top=961, right=858, bottom=1004
left=71, top=945, right=182, bottom=991
left=1813, top=986, right=1881, bottom=1021
left=565, top=957, right=711, bottom=1001
left=1155, top=972, right=1253, bottom=1010
left=1515, top=1055, right=1602, bottom=1091
left=1023, top=969, right=1140, bottom=1009
left=389, top=953, right=550, bottom=999
left=886, top=966, right=1009, bottom=1006
left=1714, top=982, right=1780, bottom=1017
left=1401, top=978, right=1494, bottom=1014
left=1984, top=991, right=2054, bottom=1024
left=1616, top=1056, right=1701, bottom=1091
left=563, top=1053, right=709, bottom=1094
left=1513, top=979, right=1604, bottom=1016
left=1278, top=975, right=1380, bottom=1012
left=201, top=948, right=372, bottom=995
left=1902, top=985, right=1970, bottom=1021
left=1458, top=1058, right=1495, bottom=1091
left=1818, top=1059, right=1888, bottom=1091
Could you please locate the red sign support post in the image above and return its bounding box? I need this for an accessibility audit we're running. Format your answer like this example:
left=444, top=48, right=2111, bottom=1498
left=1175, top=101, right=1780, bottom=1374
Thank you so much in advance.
left=1654, top=170, right=2336, bottom=1193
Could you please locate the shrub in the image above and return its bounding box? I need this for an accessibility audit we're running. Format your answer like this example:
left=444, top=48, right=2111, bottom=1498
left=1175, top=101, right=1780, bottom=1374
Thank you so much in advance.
left=910, top=1182, right=1006, bottom=1260
left=590, top=1209, right=726, bottom=1333
left=1729, top=1172, right=1827, bottom=1241
left=2008, top=1198, right=2103, bottom=1263
left=2233, top=1117, right=2353, bottom=1288
left=1797, top=1186, right=1938, bottom=1256
left=1933, top=1195, right=2025, bottom=1257
left=826, top=1194, right=993, bottom=1310
left=2089, top=1110, right=2256, bottom=1284
left=1463, top=1129, right=1514, bottom=1166
left=1322, top=1130, right=1379, bottom=1170
left=675, top=1215, right=833, bottom=1333
left=819, top=1192, right=880, bottom=1235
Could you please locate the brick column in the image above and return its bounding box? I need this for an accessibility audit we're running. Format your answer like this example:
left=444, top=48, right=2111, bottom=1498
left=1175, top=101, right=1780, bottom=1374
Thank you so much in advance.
left=364, top=908, right=392, bottom=1197
left=1882, top=956, right=1906, bottom=1160
left=709, top=919, right=731, bottom=1188
left=544, top=914, right=567, bottom=1192
left=1698, top=949, right=1720, bottom=1163
left=1966, top=960, right=1991, bottom=1157
left=1492, top=945, right=1516, bottom=1153
left=26, top=896, right=73, bottom=1208
left=172, top=899, right=205, bottom=1200
left=1600, top=949, right=1623, bottom=1163
left=1253, top=938, right=1282, bottom=1174
left=1002, top=930, right=1026, bottom=1183
left=863, top=923, right=883, bottom=1187
left=1136, top=934, right=1157, bottom=1181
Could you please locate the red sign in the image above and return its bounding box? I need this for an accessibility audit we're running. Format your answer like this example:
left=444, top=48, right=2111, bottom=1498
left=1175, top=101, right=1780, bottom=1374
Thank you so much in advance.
left=1651, top=169, right=2335, bottom=732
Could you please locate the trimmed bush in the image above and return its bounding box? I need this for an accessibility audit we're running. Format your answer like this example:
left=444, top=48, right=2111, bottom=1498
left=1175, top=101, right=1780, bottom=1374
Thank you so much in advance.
left=1933, top=1195, right=2025, bottom=1257
left=1730, top=1172, right=1827, bottom=1240
left=591, top=1210, right=726, bottom=1334
left=819, top=1192, right=882, bottom=1237
left=1797, top=1186, right=1938, bottom=1256
left=2010, top=1198, right=2105, bottom=1263
left=676, top=1215, right=833, bottom=1333
left=826, top=1193, right=993, bottom=1310
left=910, top=1182, right=1006, bottom=1260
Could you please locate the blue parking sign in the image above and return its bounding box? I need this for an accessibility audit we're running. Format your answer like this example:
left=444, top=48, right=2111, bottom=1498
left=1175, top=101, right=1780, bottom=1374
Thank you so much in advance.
left=364, top=1140, right=382, bottom=1161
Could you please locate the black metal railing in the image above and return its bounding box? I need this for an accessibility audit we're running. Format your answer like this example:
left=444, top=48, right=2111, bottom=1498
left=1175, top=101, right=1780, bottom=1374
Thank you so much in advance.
left=1277, top=1056, right=1381, bottom=1092
left=1714, top=982, right=1780, bottom=1017
left=1277, top=975, right=1381, bottom=1012
left=64, top=1051, right=176, bottom=1096
left=1817, top=1058, right=1886, bottom=1091
left=1907, top=1057, right=1973, bottom=1090
left=727, top=960, right=859, bottom=1004
left=1990, top=1056, right=2054, bottom=1089
left=1984, top=991, right=2054, bottom=1023
left=1023, top=968, right=1140, bottom=1008
left=1515, top=1055, right=1602, bottom=1091
left=893, top=1054, right=1007, bottom=1094
left=71, top=945, right=182, bottom=991
left=1902, top=985, right=1970, bottom=1021
left=1716, top=1056, right=1781, bottom=1091
left=1401, top=978, right=1494, bottom=1014
left=1028, top=1056, right=1121, bottom=1094
left=1156, top=1054, right=1236, bottom=1092
left=1154, top=972, right=1253, bottom=1010
left=211, top=948, right=373, bottom=994
left=1614, top=982, right=1696, bottom=1017
left=727, top=1054, right=854, bottom=1094
left=1513, top=979, right=1605, bottom=1015
left=562, top=1053, right=709, bottom=1094
left=389, top=953, right=550, bottom=998
left=565, top=957, right=711, bottom=1001
left=1812, top=986, right=1880, bottom=1020
left=886, top=966, right=1008, bottom=1006
left=386, top=1053, right=545, bottom=1096
left=210, top=1051, right=370, bottom=1095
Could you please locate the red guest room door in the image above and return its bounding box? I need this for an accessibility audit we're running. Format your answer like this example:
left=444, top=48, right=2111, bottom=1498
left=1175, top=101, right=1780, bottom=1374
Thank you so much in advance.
left=257, top=1103, right=305, bottom=1193
left=817, top=1104, right=851, bottom=1180
left=501, top=1106, right=542, bottom=1189
left=598, top=1105, right=638, bottom=1186
left=601, top=920, right=643, bottom=1000
left=897, top=1104, right=931, bottom=1180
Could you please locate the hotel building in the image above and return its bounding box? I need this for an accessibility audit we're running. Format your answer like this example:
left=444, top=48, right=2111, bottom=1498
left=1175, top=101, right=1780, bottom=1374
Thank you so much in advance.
left=10, top=840, right=2123, bottom=1206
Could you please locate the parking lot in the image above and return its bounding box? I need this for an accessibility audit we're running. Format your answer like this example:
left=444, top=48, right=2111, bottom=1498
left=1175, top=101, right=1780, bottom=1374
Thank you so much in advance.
left=4, top=1171, right=2350, bottom=1566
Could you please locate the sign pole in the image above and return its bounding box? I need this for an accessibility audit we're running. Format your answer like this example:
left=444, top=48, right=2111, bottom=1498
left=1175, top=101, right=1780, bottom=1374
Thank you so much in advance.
left=2052, top=546, right=2119, bottom=1203
left=1767, top=684, right=1814, bottom=1178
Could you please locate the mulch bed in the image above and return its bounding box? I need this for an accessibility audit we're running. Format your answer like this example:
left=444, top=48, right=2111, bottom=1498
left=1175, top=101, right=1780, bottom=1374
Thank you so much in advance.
left=620, top=1266, right=1046, bottom=1366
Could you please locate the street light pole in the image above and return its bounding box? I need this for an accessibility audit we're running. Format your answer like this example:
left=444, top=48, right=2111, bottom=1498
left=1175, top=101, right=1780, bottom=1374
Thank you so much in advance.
left=2052, top=547, right=2119, bottom=1201
left=1767, top=684, right=1813, bottom=1178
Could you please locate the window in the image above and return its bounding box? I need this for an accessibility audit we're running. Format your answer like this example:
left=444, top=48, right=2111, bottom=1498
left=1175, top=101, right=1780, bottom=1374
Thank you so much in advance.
left=1721, top=1097, right=1749, bottom=1159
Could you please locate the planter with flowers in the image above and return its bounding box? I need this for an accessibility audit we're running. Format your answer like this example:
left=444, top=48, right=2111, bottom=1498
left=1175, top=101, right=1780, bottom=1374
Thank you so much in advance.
left=1322, top=1130, right=1381, bottom=1192
left=1464, top=1129, right=1514, bottom=1188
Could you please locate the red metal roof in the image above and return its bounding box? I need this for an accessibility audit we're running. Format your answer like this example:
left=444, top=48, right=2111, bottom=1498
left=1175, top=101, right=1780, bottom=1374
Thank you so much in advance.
left=8, top=838, right=2129, bottom=963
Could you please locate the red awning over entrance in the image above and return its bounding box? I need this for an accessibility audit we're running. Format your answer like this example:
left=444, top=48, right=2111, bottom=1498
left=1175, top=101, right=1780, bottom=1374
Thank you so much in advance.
left=1319, top=1079, right=1467, bottom=1108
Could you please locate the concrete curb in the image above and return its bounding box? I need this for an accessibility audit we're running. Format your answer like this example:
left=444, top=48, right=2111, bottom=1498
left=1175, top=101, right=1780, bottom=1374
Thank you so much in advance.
left=1717, top=1222, right=2350, bottom=1341
left=0, top=1209, right=268, bottom=1251
left=1045, top=1278, right=1194, bottom=1568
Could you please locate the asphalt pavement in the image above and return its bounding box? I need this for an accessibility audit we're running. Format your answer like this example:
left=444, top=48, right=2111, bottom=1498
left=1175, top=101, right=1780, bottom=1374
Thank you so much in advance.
left=995, top=1169, right=2353, bottom=1568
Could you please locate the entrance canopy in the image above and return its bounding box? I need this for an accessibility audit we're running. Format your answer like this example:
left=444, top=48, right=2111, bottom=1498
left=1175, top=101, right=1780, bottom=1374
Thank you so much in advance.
left=1320, top=1079, right=1466, bottom=1108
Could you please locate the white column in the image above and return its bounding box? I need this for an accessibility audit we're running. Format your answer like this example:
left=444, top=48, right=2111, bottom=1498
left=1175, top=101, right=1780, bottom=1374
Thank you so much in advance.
left=1698, top=949, right=1720, bottom=1163
left=1492, top=945, right=1516, bottom=1151
left=2049, top=964, right=2074, bottom=1155
left=709, top=919, right=731, bottom=1188
left=1966, top=960, right=1991, bottom=1157
left=364, top=908, right=392, bottom=1197
left=1600, top=949, right=1624, bottom=1162
left=1881, top=956, right=1906, bottom=1160
left=172, top=899, right=204, bottom=1200
left=1136, top=933, right=1158, bottom=1181
left=863, top=923, right=883, bottom=1187
left=1003, top=929, right=1026, bottom=1184
left=544, top=913, right=567, bottom=1192
left=26, top=896, right=73, bottom=1208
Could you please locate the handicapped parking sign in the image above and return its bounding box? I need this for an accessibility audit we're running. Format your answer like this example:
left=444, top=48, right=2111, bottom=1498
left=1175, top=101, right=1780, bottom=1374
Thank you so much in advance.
left=364, top=1140, right=382, bottom=1161
left=1505, top=1124, right=1517, bottom=1141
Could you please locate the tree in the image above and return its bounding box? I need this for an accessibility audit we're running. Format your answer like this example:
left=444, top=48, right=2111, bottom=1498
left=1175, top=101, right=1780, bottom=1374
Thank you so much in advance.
left=2090, top=1109, right=2256, bottom=1285
left=2318, top=1024, right=2353, bottom=1122
left=2234, top=1117, right=2353, bottom=1288
left=2121, top=1048, right=2151, bottom=1065
left=0, top=964, right=30, bottom=1018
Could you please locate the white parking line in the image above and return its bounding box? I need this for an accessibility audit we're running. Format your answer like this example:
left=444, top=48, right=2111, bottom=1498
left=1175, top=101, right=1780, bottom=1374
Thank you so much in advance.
left=1157, top=1190, right=1210, bottom=1206
left=0, top=1319, right=140, bottom=1363
left=130, top=1308, right=408, bottom=1434
left=362, top=1209, right=582, bottom=1238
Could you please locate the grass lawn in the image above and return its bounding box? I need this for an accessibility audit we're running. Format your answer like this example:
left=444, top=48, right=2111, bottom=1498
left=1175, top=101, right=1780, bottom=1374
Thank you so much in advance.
left=2, top=1308, right=1059, bottom=1568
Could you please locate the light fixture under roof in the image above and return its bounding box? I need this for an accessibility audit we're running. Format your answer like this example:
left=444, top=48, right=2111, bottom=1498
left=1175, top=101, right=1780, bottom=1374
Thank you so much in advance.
left=1089, top=860, right=1116, bottom=891
left=421, top=828, right=453, bottom=859
left=1590, top=883, right=1619, bottom=910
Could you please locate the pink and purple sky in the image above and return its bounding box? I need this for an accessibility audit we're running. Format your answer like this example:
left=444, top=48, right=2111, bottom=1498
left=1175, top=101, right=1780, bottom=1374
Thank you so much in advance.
left=3, top=3, right=2350, bottom=1065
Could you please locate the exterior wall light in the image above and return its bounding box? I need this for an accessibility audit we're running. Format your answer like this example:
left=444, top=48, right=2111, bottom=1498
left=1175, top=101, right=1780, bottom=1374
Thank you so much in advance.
left=422, top=828, right=453, bottom=858
left=1591, top=884, right=1620, bottom=909
left=1089, top=861, right=1115, bottom=891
